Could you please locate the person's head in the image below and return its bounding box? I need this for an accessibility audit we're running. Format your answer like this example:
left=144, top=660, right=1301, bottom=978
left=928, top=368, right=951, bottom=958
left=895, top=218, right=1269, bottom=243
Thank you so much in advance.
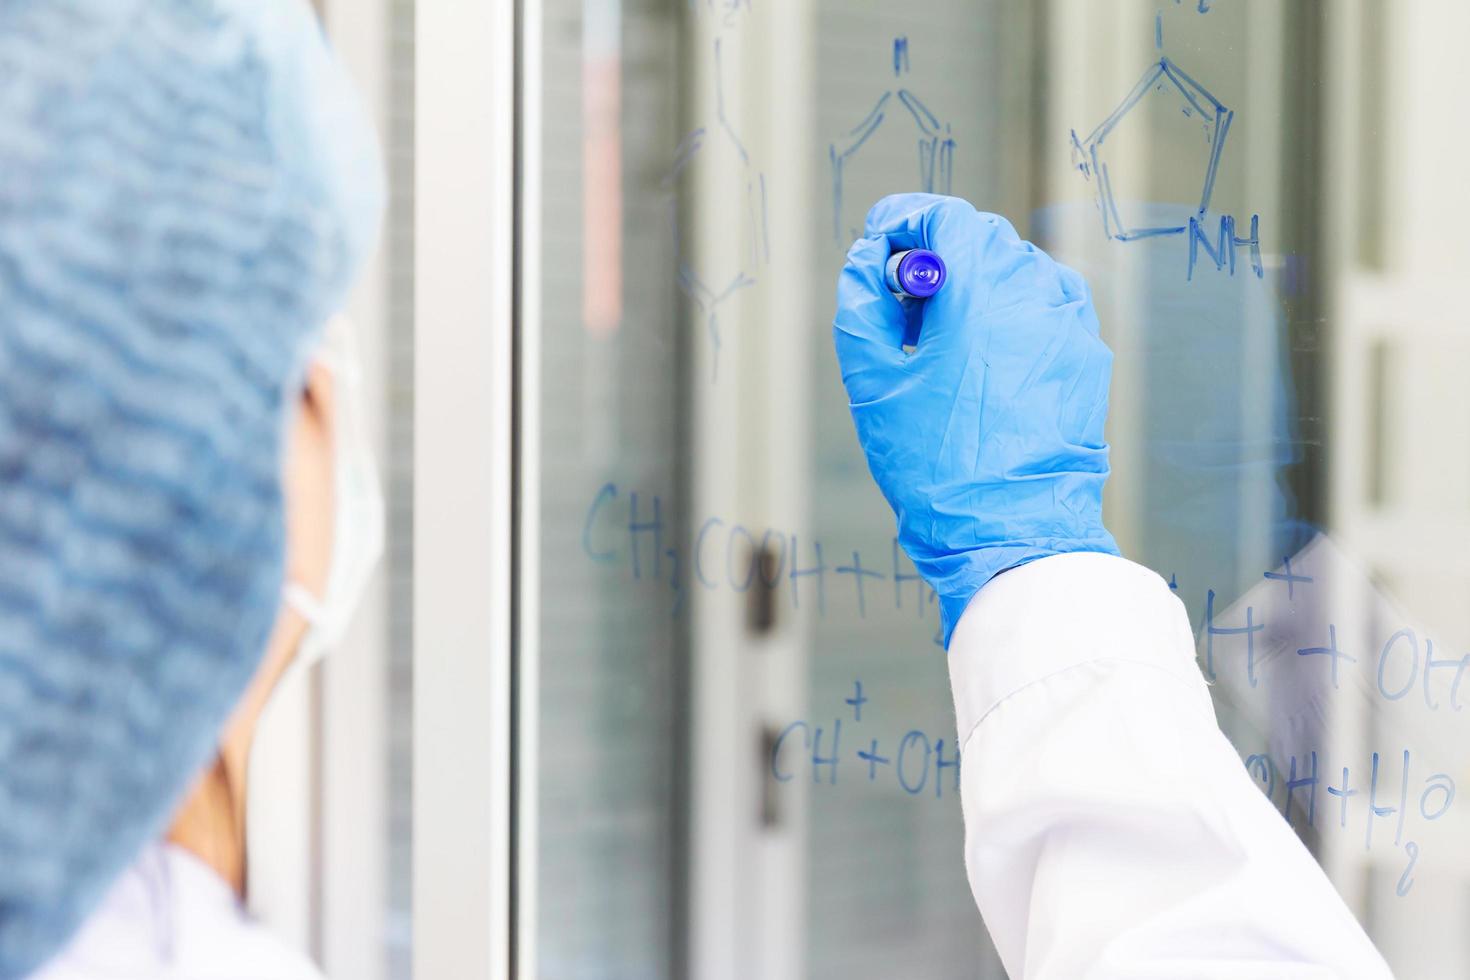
left=0, top=1, right=383, bottom=975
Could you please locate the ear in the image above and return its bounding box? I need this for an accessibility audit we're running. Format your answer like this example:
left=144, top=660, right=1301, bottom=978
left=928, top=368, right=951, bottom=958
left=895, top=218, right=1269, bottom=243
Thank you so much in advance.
left=301, top=357, right=338, bottom=440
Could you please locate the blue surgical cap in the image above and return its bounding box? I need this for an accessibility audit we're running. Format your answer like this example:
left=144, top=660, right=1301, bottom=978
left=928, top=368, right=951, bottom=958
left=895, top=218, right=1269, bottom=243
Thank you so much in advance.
left=0, top=0, right=384, bottom=974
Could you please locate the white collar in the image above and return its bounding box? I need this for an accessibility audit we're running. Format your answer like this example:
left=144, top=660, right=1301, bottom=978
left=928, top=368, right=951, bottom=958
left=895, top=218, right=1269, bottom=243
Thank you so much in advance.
left=29, top=842, right=324, bottom=980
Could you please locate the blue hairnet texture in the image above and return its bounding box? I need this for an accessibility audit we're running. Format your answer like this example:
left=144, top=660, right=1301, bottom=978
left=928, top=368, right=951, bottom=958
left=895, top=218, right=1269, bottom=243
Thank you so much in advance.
left=0, top=1, right=383, bottom=975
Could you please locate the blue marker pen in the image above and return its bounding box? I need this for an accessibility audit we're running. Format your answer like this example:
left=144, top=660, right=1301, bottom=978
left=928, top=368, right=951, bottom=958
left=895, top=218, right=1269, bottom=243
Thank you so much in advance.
left=884, top=248, right=946, bottom=300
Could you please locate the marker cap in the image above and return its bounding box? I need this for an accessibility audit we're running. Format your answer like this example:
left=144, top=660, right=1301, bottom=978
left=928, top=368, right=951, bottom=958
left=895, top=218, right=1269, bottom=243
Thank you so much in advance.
left=885, top=248, right=946, bottom=299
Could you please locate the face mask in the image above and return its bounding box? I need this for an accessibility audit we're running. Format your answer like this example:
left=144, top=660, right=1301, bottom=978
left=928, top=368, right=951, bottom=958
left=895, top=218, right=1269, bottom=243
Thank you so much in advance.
left=245, top=314, right=384, bottom=933
left=281, top=313, right=385, bottom=673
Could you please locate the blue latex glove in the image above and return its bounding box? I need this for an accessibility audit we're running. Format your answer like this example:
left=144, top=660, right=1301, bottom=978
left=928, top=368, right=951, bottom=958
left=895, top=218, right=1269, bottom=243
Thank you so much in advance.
left=834, top=194, right=1120, bottom=647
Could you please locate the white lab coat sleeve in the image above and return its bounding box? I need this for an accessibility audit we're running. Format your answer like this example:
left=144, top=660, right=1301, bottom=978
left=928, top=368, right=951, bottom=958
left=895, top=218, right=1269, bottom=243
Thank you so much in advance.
left=947, top=552, right=1393, bottom=980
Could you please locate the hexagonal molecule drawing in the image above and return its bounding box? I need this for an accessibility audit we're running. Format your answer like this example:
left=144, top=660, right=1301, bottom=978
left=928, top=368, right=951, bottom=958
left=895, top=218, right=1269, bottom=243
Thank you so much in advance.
left=1072, top=55, right=1262, bottom=279
left=666, top=35, right=770, bottom=382
left=830, top=38, right=955, bottom=242
left=689, top=0, right=751, bottom=25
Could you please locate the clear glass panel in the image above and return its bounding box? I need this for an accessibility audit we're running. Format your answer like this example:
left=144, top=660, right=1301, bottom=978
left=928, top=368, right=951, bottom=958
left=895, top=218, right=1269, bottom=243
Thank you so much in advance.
left=537, top=3, right=687, bottom=977
left=531, top=1, right=1470, bottom=977
left=805, top=6, right=1016, bottom=976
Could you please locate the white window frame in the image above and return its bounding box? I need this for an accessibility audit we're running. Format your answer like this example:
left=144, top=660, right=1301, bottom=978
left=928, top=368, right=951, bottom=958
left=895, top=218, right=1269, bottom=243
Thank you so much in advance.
left=413, top=1, right=520, bottom=978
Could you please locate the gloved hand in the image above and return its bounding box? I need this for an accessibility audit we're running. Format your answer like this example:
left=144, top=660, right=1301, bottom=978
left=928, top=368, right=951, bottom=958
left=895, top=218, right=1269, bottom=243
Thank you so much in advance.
left=834, top=193, right=1120, bottom=647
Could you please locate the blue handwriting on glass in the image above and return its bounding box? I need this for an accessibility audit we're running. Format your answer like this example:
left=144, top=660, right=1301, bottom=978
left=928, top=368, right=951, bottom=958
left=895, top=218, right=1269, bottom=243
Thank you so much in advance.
left=1200, top=581, right=1470, bottom=710
left=770, top=679, right=960, bottom=799
left=1244, top=747, right=1455, bottom=897
left=1070, top=54, right=1262, bottom=281
left=583, top=482, right=944, bottom=644
left=830, top=38, right=955, bottom=243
